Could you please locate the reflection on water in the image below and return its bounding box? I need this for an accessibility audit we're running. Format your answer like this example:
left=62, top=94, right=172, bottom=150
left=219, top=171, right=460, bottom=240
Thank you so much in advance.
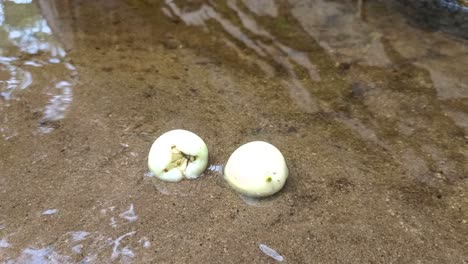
left=70, top=231, right=90, bottom=242
left=242, top=0, right=278, bottom=17
left=119, top=203, right=138, bottom=222
left=2, top=204, right=151, bottom=263
left=164, top=0, right=321, bottom=113
left=0, top=0, right=77, bottom=137
left=0, top=238, right=11, bottom=248
left=290, top=0, right=391, bottom=66
left=393, top=0, right=468, bottom=38
left=160, top=0, right=466, bottom=185
left=110, top=231, right=136, bottom=261
left=6, top=247, right=73, bottom=264
left=41, top=208, right=58, bottom=215
left=259, top=243, right=284, bottom=262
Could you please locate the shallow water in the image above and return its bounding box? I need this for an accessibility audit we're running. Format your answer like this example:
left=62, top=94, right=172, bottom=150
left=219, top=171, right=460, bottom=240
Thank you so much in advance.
left=0, top=0, right=467, bottom=263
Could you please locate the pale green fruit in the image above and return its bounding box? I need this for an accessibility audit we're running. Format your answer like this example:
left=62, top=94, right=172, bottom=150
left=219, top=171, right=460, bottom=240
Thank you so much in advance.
left=224, top=141, right=288, bottom=197
left=148, top=129, right=208, bottom=182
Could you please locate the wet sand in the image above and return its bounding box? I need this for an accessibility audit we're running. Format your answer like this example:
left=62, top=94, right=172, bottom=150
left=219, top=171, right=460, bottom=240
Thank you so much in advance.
left=0, top=0, right=467, bottom=263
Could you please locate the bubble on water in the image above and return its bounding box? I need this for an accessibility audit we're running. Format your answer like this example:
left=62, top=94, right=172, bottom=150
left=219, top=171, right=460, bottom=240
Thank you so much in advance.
left=259, top=243, right=284, bottom=262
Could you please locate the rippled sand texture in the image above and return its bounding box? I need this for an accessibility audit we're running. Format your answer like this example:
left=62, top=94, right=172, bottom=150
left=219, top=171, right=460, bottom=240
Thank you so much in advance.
left=0, top=0, right=467, bottom=263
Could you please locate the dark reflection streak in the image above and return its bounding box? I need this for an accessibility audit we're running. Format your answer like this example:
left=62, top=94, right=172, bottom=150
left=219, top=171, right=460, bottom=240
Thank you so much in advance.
left=164, top=0, right=321, bottom=113
left=37, top=0, right=74, bottom=51
left=356, top=0, right=368, bottom=21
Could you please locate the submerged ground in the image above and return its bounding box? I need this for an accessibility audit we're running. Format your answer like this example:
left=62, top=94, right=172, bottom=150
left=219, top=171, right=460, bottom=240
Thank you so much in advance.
left=0, top=0, right=467, bottom=263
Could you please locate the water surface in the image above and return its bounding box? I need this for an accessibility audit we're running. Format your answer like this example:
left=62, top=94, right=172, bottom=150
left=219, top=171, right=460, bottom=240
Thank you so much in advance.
left=0, top=0, right=467, bottom=263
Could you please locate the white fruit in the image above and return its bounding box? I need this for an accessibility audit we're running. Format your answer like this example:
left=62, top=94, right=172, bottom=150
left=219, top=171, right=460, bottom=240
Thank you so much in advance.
left=148, top=129, right=208, bottom=182
left=224, top=141, right=288, bottom=197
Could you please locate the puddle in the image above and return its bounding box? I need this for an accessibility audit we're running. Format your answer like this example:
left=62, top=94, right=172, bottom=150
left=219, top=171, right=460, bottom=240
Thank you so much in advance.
left=0, top=0, right=467, bottom=263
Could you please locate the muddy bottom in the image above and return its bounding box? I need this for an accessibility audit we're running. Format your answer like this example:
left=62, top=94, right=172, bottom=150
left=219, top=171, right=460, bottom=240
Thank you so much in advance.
left=0, top=0, right=467, bottom=263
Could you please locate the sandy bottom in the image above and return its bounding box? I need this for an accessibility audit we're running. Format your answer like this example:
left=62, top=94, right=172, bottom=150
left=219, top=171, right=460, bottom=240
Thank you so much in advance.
left=0, top=0, right=467, bottom=263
